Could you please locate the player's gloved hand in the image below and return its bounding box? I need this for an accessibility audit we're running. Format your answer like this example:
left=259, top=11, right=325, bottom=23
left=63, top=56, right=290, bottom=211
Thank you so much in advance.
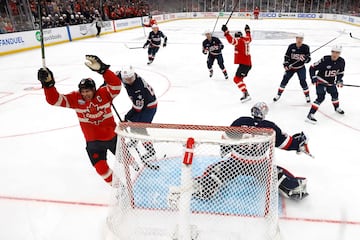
left=143, top=43, right=148, bottom=48
left=85, top=55, right=110, bottom=74
left=311, top=76, right=318, bottom=84
left=244, top=24, right=250, bottom=33
left=202, top=49, right=208, bottom=55
left=38, top=68, right=55, bottom=88
left=163, top=42, right=167, bottom=47
left=221, top=24, right=228, bottom=32
left=125, top=109, right=136, bottom=122
left=336, top=80, right=344, bottom=88
left=284, top=65, right=291, bottom=71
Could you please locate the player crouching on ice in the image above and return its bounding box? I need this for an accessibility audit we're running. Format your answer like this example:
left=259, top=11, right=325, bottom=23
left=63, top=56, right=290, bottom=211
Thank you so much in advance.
left=307, top=45, right=345, bottom=124
left=38, top=55, right=122, bottom=186
left=143, top=24, right=167, bottom=65
left=202, top=29, right=228, bottom=79
left=117, top=66, right=158, bottom=163
left=179, top=102, right=310, bottom=203
left=221, top=24, right=252, bottom=103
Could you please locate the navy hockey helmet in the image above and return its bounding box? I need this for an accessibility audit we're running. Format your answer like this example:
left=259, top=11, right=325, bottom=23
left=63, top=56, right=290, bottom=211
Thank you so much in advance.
left=251, top=102, right=269, bottom=120
left=78, top=78, right=96, bottom=91
left=235, top=31, right=243, bottom=38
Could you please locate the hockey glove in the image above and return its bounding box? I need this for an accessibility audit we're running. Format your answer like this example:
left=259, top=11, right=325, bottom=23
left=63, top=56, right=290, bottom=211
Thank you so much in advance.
left=336, top=80, right=344, bottom=88
left=221, top=24, right=228, bottom=32
left=311, top=76, right=318, bottom=84
left=38, top=68, right=55, bottom=88
left=244, top=24, right=250, bottom=33
left=284, top=64, right=291, bottom=71
left=163, top=42, right=167, bottom=47
left=202, top=49, right=208, bottom=55
left=85, top=55, right=110, bottom=74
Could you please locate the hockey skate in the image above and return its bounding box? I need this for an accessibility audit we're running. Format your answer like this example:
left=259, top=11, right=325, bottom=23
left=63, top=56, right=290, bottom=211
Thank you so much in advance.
left=209, top=69, right=213, bottom=78
left=224, top=72, right=229, bottom=80
left=306, top=113, right=317, bottom=124
left=147, top=60, right=154, bottom=65
left=335, top=107, right=345, bottom=114
left=305, top=96, right=311, bottom=103
left=240, top=91, right=251, bottom=103
left=273, top=94, right=281, bottom=102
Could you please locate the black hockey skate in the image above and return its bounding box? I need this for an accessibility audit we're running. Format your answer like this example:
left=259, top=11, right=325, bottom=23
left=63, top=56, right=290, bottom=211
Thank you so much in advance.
left=240, top=91, right=251, bottom=103
left=306, top=113, right=317, bottom=124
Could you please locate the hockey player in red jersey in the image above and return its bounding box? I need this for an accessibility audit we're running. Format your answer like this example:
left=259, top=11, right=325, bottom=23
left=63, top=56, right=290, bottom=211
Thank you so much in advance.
left=38, top=55, right=122, bottom=186
left=222, top=24, right=252, bottom=102
left=253, top=6, right=260, bottom=20
left=143, top=14, right=157, bottom=27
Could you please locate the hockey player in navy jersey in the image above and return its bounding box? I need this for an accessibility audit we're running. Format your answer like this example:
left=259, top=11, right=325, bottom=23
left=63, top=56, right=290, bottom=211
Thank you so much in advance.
left=202, top=29, right=228, bottom=79
left=274, top=33, right=311, bottom=103
left=117, top=66, right=158, bottom=160
left=193, top=102, right=310, bottom=201
left=307, top=46, right=345, bottom=124
left=143, top=24, right=167, bottom=65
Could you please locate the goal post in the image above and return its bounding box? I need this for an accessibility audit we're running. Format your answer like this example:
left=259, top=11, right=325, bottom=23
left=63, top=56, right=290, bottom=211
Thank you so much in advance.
left=106, top=122, right=280, bottom=240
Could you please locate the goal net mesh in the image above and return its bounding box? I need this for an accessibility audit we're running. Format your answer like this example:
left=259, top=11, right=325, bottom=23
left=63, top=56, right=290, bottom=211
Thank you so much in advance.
left=107, top=122, right=279, bottom=240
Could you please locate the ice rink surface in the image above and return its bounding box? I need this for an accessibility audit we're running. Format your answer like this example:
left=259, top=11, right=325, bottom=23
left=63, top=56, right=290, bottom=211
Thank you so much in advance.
left=0, top=18, right=360, bottom=239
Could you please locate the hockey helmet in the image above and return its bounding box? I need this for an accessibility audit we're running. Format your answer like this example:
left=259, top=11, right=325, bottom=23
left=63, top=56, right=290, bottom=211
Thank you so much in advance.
left=78, top=78, right=96, bottom=91
left=204, top=29, right=211, bottom=35
left=296, top=32, right=304, bottom=38
left=331, top=45, right=342, bottom=53
left=234, top=31, right=243, bottom=38
left=152, top=24, right=159, bottom=29
left=251, top=102, right=269, bottom=120
left=121, top=66, right=135, bottom=84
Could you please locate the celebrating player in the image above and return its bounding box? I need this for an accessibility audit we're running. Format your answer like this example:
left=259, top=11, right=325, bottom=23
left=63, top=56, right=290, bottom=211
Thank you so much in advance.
left=273, top=33, right=311, bottom=103
left=193, top=102, right=310, bottom=201
left=143, top=24, right=167, bottom=65
left=202, top=29, right=228, bottom=79
left=117, top=66, right=158, bottom=161
left=38, top=55, right=122, bottom=186
left=306, top=45, right=345, bottom=124
left=142, top=14, right=157, bottom=27
left=221, top=24, right=252, bottom=103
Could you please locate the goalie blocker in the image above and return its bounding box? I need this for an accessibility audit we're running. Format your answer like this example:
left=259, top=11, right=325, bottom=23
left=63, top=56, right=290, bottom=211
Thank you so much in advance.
left=193, top=102, right=310, bottom=201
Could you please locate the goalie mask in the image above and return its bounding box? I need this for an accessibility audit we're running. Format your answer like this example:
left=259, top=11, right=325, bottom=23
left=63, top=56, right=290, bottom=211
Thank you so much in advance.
left=251, top=102, right=269, bottom=120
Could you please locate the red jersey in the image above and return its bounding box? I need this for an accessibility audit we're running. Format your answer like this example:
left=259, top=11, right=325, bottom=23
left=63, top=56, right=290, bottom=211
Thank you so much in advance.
left=44, top=70, right=122, bottom=142
left=225, top=31, right=252, bottom=66
left=254, top=8, right=260, bottom=15
left=144, top=19, right=157, bottom=27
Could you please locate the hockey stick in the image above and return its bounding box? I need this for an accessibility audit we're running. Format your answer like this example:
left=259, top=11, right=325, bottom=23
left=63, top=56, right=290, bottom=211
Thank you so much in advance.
left=37, top=2, right=46, bottom=67
left=350, top=32, right=360, bottom=40
left=110, top=102, right=160, bottom=170
left=124, top=43, right=147, bottom=49
left=224, top=0, right=240, bottom=25
left=211, top=3, right=225, bottom=34
left=343, top=84, right=360, bottom=88
left=289, top=32, right=344, bottom=68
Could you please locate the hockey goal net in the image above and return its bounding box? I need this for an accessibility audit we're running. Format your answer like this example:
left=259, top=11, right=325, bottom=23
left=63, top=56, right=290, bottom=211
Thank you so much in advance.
left=106, top=122, right=279, bottom=240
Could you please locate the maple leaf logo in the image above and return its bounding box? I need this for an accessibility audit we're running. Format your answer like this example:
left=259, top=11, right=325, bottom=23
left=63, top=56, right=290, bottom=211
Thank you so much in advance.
left=83, top=102, right=105, bottom=125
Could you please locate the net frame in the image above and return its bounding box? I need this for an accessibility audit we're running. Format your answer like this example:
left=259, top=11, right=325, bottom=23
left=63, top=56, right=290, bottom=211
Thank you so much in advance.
left=107, top=122, right=279, bottom=240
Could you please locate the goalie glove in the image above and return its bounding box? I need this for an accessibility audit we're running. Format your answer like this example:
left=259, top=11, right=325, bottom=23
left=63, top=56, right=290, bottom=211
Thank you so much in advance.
left=84, top=55, right=110, bottom=74
left=38, top=68, right=55, bottom=88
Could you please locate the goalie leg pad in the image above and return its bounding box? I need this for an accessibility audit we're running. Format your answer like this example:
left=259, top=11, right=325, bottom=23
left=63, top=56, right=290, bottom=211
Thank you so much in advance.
left=277, top=166, right=308, bottom=200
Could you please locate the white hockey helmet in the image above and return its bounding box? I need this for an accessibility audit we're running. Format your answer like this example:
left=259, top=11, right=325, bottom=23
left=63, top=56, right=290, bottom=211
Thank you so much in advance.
left=331, top=45, right=342, bottom=53
left=204, top=29, right=211, bottom=35
left=296, top=32, right=304, bottom=38
left=251, top=102, right=269, bottom=120
left=121, top=66, right=135, bottom=83
left=152, top=24, right=159, bottom=29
